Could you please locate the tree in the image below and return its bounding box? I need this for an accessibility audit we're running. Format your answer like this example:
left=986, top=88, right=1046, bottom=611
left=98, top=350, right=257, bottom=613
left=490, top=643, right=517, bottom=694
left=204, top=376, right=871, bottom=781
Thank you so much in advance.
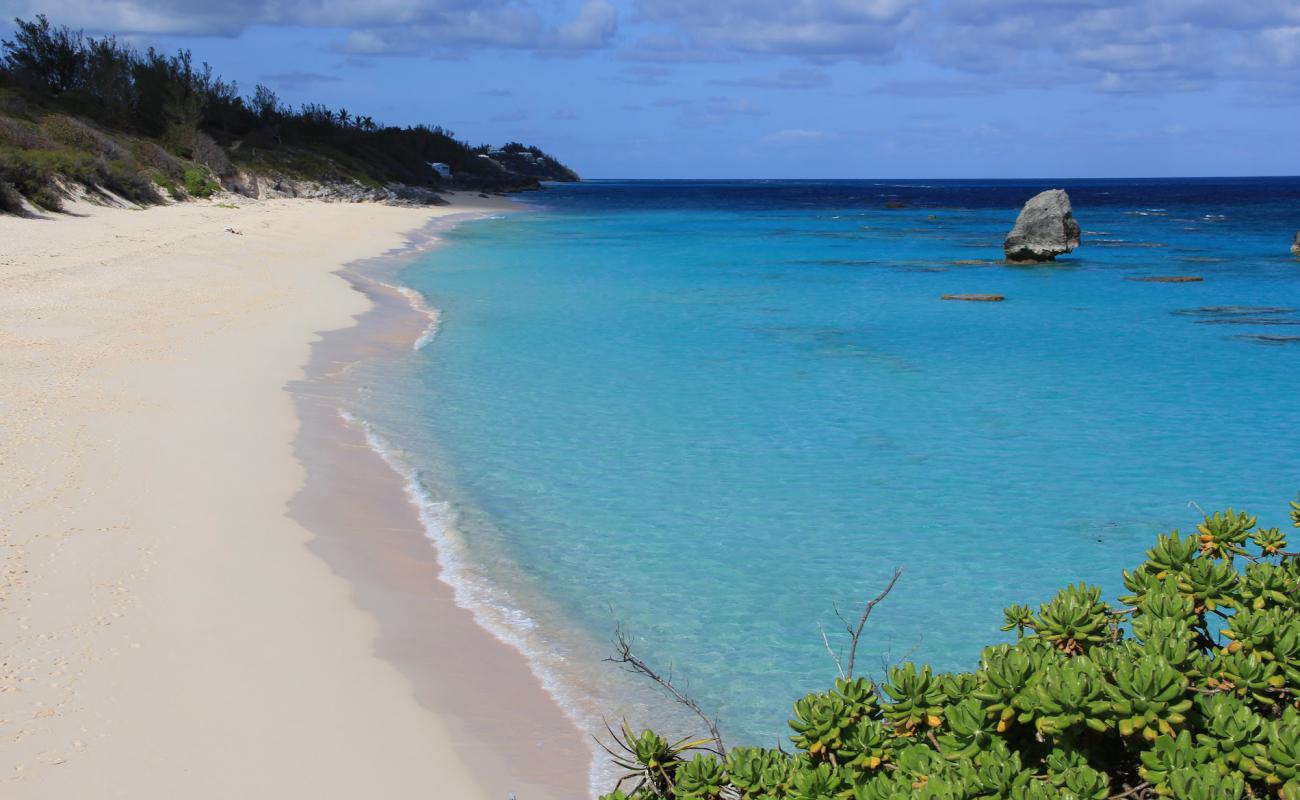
left=80, top=34, right=133, bottom=126
left=2, top=15, right=85, bottom=95
left=250, top=83, right=281, bottom=122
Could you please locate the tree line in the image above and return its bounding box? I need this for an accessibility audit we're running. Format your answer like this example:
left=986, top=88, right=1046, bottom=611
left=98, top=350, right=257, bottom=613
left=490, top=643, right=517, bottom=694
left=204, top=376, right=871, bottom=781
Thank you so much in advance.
left=0, top=15, right=573, bottom=192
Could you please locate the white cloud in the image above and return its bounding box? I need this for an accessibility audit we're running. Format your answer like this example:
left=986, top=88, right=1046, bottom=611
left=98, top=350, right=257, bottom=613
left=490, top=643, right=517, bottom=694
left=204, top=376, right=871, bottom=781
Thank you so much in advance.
left=704, top=96, right=766, bottom=116
left=261, top=70, right=343, bottom=89
left=0, top=0, right=617, bottom=55
left=922, top=0, right=1300, bottom=93
left=622, top=0, right=1300, bottom=95
left=713, top=68, right=832, bottom=89
left=763, top=128, right=833, bottom=144
left=545, top=0, right=617, bottom=53
left=620, top=32, right=733, bottom=63
left=1262, top=25, right=1300, bottom=67
left=873, top=77, right=996, bottom=96
left=9, top=0, right=1300, bottom=97
left=630, top=0, right=920, bottom=62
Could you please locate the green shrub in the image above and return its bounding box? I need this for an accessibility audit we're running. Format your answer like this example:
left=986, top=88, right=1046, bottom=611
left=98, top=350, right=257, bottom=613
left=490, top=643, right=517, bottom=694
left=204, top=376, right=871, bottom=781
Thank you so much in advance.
left=0, top=145, right=163, bottom=210
left=150, top=170, right=178, bottom=200
left=39, top=113, right=125, bottom=159
left=603, top=500, right=1300, bottom=800
left=96, top=157, right=158, bottom=205
left=182, top=166, right=218, bottom=198
left=0, top=114, right=47, bottom=148
left=0, top=148, right=61, bottom=210
left=0, top=179, right=25, bottom=213
left=193, top=131, right=233, bottom=178
left=131, top=140, right=184, bottom=181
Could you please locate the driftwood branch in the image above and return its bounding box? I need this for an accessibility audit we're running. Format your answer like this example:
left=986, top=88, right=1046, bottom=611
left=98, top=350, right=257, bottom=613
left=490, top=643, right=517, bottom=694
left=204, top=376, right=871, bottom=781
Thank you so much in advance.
left=607, top=624, right=727, bottom=758
left=843, top=568, right=903, bottom=680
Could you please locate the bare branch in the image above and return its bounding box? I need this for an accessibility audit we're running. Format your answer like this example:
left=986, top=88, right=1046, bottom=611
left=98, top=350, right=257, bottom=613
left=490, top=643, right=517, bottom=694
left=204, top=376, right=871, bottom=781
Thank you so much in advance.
left=878, top=633, right=924, bottom=683
left=845, top=568, right=903, bottom=680
left=817, top=622, right=846, bottom=679
left=1108, top=782, right=1154, bottom=800
left=832, top=602, right=852, bottom=633
left=606, top=624, right=727, bottom=757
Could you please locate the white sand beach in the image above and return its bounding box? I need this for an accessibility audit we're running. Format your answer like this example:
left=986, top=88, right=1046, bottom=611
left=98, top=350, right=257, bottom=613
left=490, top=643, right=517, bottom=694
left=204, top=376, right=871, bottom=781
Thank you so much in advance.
left=0, top=195, right=589, bottom=799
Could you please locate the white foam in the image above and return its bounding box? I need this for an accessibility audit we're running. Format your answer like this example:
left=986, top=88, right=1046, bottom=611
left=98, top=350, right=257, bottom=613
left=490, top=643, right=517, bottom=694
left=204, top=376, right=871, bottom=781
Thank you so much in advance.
left=335, top=409, right=606, bottom=796
left=377, top=281, right=441, bottom=350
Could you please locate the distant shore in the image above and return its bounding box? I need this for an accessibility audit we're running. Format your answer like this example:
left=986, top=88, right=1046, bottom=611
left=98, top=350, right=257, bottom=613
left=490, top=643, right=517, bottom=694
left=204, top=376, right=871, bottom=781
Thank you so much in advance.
left=0, top=193, right=588, bottom=798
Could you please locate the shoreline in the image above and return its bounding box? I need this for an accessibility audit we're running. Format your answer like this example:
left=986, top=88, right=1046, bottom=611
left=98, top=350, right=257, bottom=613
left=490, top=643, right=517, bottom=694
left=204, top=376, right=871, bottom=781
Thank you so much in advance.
left=331, top=210, right=709, bottom=797
left=287, top=205, right=594, bottom=799
left=0, top=193, right=587, bottom=798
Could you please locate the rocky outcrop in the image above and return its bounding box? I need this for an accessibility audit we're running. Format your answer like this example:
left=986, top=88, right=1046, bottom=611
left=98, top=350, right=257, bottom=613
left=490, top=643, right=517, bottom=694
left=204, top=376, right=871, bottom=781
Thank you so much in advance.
left=942, top=294, right=1005, bottom=302
left=1004, top=189, right=1081, bottom=263
left=1291, top=232, right=1299, bottom=257
left=239, top=173, right=448, bottom=206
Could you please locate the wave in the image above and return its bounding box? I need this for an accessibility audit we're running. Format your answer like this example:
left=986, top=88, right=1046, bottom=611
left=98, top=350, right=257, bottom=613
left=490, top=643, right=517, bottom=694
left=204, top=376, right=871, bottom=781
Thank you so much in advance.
left=1092, top=241, right=1167, bottom=248
left=334, top=409, right=606, bottom=795
left=377, top=281, right=441, bottom=350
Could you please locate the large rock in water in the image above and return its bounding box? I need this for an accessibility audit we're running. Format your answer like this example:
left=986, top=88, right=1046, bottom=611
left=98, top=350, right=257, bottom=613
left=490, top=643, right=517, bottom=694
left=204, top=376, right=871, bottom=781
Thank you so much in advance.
left=1292, top=232, right=1299, bottom=257
left=1003, top=189, right=1081, bottom=263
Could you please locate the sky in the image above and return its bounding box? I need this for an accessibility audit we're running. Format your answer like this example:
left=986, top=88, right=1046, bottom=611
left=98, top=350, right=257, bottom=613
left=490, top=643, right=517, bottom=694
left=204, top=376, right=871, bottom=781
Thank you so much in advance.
left=3, top=1, right=1300, bottom=179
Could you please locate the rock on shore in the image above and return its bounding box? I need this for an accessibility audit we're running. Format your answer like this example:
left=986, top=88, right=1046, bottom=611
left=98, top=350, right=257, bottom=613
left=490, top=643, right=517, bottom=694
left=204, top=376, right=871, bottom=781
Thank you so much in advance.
left=1004, top=189, right=1081, bottom=263
left=227, top=170, right=449, bottom=206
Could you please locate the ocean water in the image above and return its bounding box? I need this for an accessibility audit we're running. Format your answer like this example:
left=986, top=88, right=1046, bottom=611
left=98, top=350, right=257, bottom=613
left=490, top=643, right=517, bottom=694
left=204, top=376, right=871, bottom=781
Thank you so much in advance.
left=350, top=179, right=1300, bottom=761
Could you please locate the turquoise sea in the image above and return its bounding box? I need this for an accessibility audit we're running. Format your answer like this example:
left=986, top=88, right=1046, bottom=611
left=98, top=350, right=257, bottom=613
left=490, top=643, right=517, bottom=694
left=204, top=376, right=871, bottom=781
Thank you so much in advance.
left=350, top=179, right=1300, bottom=765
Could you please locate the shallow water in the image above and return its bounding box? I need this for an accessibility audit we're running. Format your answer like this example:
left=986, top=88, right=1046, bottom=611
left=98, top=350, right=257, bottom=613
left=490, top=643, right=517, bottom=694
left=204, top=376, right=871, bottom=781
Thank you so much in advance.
left=352, top=178, right=1300, bottom=756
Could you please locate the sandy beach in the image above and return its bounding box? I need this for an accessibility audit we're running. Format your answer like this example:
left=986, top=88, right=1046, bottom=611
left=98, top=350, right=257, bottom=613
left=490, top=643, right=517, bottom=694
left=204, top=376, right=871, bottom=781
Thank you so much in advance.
left=0, top=194, right=590, bottom=798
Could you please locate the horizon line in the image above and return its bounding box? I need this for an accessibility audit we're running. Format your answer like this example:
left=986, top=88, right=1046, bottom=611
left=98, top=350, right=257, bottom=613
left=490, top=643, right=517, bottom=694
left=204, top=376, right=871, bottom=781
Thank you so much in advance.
left=569, top=174, right=1300, bottom=182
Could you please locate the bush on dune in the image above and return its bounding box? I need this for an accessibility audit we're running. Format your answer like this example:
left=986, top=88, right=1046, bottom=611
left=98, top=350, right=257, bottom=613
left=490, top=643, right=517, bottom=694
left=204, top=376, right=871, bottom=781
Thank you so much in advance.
left=0, top=148, right=60, bottom=210
left=0, top=113, right=46, bottom=148
left=0, top=177, right=24, bottom=212
left=39, top=112, right=125, bottom=158
left=603, top=499, right=1300, bottom=800
left=0, top=144, right=162, bottom=209
left=181, top=166, right=217, bottom=198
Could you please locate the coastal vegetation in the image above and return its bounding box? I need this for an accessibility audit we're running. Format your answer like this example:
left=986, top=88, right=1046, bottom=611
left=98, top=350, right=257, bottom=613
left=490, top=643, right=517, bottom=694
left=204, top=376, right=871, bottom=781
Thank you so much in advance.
left=602, top=500, right=1300, bottom=800
left=0, top=15, right=576, bottom=215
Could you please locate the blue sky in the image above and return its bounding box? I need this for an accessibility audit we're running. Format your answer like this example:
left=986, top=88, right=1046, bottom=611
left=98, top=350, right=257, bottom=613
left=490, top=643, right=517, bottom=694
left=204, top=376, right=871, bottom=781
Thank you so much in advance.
left=4, top=0, right=1300, bottom=179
